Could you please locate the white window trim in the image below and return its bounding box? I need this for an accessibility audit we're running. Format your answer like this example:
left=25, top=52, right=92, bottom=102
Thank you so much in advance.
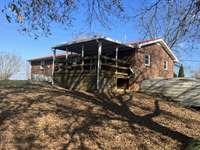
left=144, top=54, right=151, bottom=67
left=164, top=60, right=168, bottom=71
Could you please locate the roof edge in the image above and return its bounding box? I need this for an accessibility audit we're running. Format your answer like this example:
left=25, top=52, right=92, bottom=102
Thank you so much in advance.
left=138, top=38, right=179, bottom=63
left=28, top=54, right=79, bottom=62
left=52, top=36, right=135, bottom=50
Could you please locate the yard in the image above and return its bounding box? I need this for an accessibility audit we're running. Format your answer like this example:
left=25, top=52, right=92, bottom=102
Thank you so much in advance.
left=0, top=80, right=200, bottom=149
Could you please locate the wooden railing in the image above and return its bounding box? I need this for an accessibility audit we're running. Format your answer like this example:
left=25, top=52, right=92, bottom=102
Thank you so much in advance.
left=54, top=56, right=131, bottom=75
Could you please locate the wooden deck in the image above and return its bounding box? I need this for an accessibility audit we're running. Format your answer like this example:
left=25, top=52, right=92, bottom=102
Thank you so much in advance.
left=54, top=56, right=131, bottom=77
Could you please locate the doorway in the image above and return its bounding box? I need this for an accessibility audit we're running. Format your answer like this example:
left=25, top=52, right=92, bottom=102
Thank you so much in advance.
left=117, top=78, right=129, bottom=89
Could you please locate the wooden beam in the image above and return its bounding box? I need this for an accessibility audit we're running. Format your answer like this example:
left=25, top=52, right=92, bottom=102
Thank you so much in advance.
left=97, top=41, right=102, bottom=91
left=52, top=49, right=56, bottom=85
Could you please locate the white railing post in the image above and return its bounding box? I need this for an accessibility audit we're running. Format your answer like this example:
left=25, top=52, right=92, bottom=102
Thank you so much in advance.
left=52, top=49, right=56, bottom=85
left=81, top=45, right=84, bottom=69
left=97, top=41, right=102, bottom=91
left=115, top=47, right=119, bottom=89
left=65, top=48, right=68, bottom=60
left=115, top=47, right=119, bottom=70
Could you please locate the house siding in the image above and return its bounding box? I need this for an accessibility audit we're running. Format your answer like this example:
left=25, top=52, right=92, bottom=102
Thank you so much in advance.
left=30, top=60, right=53, bottom=82
left=129, top=43, right=174, bottom=91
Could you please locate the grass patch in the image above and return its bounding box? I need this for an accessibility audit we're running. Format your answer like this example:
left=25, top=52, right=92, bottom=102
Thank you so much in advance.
left=186, top=138, right=200, bottom=150
left=0, top=80, right=31, bottom=88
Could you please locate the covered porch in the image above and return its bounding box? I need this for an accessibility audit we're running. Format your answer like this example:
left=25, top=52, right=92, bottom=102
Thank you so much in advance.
left=51, top=36, right=135, bottom=91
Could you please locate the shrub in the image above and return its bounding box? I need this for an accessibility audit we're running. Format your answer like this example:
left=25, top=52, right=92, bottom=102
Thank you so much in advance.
left=178, top=64, right=185, bottom=77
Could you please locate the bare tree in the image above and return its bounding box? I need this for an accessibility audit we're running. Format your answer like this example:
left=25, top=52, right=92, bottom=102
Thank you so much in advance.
left=2, top=0, right=200, bottom=52
left=1, top=0, right=126, bottom=38
left=0, top=52, right=21, bottom=80
left=136, top=0, right=200, bottom=51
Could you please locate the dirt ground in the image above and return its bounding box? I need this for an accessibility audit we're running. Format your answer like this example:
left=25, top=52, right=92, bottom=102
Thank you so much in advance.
left=0, top=81, right=199, bottom=150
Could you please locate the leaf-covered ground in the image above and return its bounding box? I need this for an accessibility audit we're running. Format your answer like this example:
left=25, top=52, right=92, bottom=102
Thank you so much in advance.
left=0, top=81, right=199, bottom=149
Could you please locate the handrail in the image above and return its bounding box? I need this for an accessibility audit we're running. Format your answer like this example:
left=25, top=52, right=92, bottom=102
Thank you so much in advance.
left=64, top=63, right=130, bottom=70
left=101, top=56, right=130, bottom=65
left=102, top=64, right=129, bottom=70
left=84, top=56, right=97, bottom=60
left=55, top=55, right=130, bottom=65
left=55, top=55, right=131, bottom=73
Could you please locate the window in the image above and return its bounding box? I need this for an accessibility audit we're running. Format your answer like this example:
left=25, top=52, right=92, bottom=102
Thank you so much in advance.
left=72, top=57, right=77, bottom=65
left=144, top=54, right=151, bottom=66
left=40, top=60, right=45, bottom=69
left=164, top=60, right=168, bottom=70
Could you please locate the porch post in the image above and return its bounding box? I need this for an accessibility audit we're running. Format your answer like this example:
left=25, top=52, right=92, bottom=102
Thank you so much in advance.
left=81, top=45, right=84, bottom=68
left=52, top=48, right=56, bottom=85
left=115, top=47, right=119, bottom=89
left=97, top=41, right=102, bottom=91
left=65, top=48, right=69, bottom=67
left=27, top=61, right=32, bottom=80
left=115, top=47, right=119, bottom=69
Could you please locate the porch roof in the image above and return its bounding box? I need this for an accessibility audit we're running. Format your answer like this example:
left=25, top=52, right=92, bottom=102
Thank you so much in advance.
left=52, top=36, right=134, bottom=55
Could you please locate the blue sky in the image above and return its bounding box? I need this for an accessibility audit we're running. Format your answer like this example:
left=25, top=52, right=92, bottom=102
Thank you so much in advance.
left=0, top=1, right=200, bottom=79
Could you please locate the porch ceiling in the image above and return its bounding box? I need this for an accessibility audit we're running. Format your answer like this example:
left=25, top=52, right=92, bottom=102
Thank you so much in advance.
left=52, top=36, right=135, bottom=55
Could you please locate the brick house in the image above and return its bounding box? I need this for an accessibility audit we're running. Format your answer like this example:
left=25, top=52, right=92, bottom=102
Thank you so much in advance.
left=29, top=54, right=79, bottom=82
left=28, top=36, right=178, bottom=92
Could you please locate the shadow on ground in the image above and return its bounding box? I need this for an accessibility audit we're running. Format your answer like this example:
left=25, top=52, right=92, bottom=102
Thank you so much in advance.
left=0, top=82, right=199, bottom=149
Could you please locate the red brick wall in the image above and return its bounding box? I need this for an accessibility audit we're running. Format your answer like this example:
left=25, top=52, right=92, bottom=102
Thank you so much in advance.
left=129, top=43, right=174, bottom=90
left=31, top=60, right=52, bottom=77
